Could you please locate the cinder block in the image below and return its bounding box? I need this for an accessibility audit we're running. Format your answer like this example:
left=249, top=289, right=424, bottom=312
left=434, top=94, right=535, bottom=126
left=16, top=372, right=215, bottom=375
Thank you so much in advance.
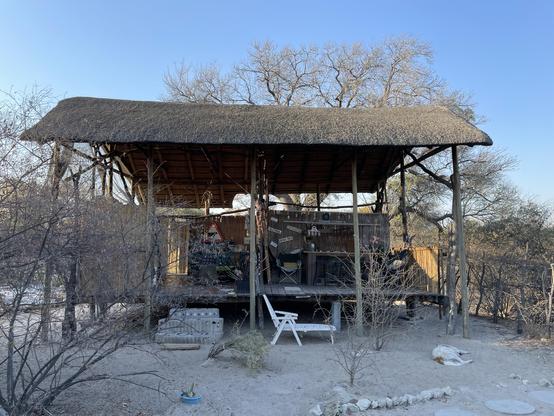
left=156, top=308, right=223, bottom=344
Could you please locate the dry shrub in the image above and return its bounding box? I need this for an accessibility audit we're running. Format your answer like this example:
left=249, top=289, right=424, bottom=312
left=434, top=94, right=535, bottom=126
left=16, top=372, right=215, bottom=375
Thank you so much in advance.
left=208, top=329, right=269, bottom=370
left=340, top=250, right=418, bottom=350
left=229, top=330, right=269, bottom=369
left=331, top=330, right=375, bottom=386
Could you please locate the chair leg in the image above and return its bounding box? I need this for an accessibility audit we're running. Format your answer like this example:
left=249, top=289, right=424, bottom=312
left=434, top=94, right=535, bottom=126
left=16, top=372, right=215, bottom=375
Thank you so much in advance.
left=330, top=330, right=334, bottom=344
left=279, top=271, right=296, bottom=284
left=290, top=325, right=302, bottom=346
left=271, top=320, right=286, bottom=345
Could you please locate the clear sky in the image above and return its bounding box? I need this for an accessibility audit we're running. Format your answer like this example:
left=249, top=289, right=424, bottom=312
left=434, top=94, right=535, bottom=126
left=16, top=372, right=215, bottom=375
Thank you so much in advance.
left=1, top=1, right=553, bottom=203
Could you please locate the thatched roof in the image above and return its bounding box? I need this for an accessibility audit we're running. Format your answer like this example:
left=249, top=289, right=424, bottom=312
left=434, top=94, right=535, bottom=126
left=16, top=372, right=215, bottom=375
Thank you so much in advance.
left=22, top=97, right=491, bottom=147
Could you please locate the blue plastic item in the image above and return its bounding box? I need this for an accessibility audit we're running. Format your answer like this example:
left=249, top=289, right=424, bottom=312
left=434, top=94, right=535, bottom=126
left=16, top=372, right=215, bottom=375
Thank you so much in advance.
left=180, top=394, right=201, bottom=405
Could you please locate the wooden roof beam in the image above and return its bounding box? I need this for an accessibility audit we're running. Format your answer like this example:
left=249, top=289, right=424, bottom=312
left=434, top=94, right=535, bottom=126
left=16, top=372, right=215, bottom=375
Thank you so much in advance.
left=406, top=151, right=452, bottom=188
left=217, top=145, right=226, bottom=205
left=155, top=148, right=175, bottom=205
left=270, top=149, right=284, bottom=195
left=298, top=149, right=309, bottom=194
left=390, top=145, right=448, bottom=176
left=184, top=145, right=201, bottom=207
left=324, top=152, right=339, bottom=196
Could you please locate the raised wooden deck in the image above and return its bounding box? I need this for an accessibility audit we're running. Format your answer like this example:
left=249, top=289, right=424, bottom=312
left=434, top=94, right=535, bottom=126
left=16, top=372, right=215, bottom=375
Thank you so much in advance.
left=154, top=283, right=448, bottom=307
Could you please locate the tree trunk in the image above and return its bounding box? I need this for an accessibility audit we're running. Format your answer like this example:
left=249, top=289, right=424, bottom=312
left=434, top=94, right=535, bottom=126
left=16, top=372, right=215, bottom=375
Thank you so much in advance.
left=516, top=285, right=525, bottom=335
left=62, top=259, right=78, bottom=339
left=41, top=142, right=72, bottom=341
left=62, top=172, right=82, bottom=340
left=492, top=269, right=502, bottom=324
left=475, top=263, right=486, bottom=317
left=275, top=194, right=298, bottom=211
left=547, top=265, right=554, bottom=339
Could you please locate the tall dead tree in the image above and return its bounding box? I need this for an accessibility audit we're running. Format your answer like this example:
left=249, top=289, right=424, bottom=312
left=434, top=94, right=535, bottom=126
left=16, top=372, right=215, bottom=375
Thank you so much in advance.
left=62, top=168, right=82, bottom=339
left=41, top=141, right=72, bottom=341
left=163, top=37, right=478, bottom=208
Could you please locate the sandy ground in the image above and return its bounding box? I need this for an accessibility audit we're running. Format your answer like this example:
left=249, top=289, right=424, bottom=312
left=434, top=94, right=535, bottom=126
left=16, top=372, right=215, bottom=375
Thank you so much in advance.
left=45, top=305, right=554, bottom=416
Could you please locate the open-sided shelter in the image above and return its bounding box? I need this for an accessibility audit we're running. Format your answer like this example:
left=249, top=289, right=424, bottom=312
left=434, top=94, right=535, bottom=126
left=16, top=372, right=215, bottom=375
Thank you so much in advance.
left=23, top=97, right=492, bottom=336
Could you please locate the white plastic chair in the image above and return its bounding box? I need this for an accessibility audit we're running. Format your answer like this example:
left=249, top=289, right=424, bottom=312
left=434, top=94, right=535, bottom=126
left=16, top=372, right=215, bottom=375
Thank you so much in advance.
left=262, top=294, right=335, bottom=346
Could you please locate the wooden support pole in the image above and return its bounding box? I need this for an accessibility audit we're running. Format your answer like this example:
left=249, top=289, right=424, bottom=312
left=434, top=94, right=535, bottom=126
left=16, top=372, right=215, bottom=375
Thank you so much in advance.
left=90, top=146, right=97, bottom=198
left=130, top=179, right=136, bottom=204
left=257, top=157, right=267, bottom=329
left=249, top=151, right=257, bottom=330
left=331, top=301, right=342, bottom=332
left=374, top=182, right=386, bottom=213
left=263, top=174, right=272, bottom=285
left=352, top=155, right=363, bottom=336
left=183, top=223, right=190, bottom=275
left=544, top=263, right=554, bottom=338
left=204, top=193, right=211, bottom=216
left=437, top=230, right=443, bottom=320
left=108, top=161, right=114, bottom=197
left=451, top=146, right=469, bottom=338
left=144, top=150, right=155, bottom=332
left=446, top=223, right=456, bottom=335
left=100, top=166, right=106, bottom=196
left=400, top=151, right=409, bottom=245
left=316, top=185, right=321, bottom=212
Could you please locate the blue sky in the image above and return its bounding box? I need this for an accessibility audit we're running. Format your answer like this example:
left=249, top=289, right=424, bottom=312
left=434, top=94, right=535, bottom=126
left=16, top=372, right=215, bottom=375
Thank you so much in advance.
left=1, top=1, right=553, bottom=203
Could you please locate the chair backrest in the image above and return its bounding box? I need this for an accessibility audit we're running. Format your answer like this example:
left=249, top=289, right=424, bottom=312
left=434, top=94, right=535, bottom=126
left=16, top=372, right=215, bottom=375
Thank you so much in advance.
left=279, top=252, right=301, bottom=263
left=277, top=252, right=302, bottom=271
left=262, top=295, right=279, bottom=327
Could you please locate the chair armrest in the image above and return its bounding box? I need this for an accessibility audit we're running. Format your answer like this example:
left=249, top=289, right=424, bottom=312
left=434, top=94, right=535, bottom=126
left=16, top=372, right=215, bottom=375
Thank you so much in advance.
left=274, top=310, right=298, bottom=318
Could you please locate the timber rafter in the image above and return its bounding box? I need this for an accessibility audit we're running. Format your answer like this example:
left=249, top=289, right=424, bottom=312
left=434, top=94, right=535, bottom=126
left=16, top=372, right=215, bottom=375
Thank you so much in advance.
left=390, top=145, right=449, bottom=175
left=184, top=145, right=201, bottom=207
left=298, top=149, right=309, bottom=194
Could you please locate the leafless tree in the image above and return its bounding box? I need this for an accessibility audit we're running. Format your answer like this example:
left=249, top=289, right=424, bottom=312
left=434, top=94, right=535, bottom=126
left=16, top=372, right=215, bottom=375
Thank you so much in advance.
left=163, top=37, right=477, bottom=209
left=362, top=251, right=419, bottom=350
left=330, top=250, right=417, bottom=387
left=373, top=37, right=438, bottom=108
left=313, top=42, right=379, bottom=108
left=331, top=330, right=376, bottom=387
left=465, top=200, right=554, bottom=337
left=163, top=63, right=233, bottom=104
left=0, top=89, right=162, bottom=415
left=164, top=37, right=473, bottom=119
left=541, top=264, right=554, bottom=338
left=387, top=147, right=517, bottom=246
left=237, top=41, right=319, bottom=106
left=335, top=250, right=419, bottom=351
